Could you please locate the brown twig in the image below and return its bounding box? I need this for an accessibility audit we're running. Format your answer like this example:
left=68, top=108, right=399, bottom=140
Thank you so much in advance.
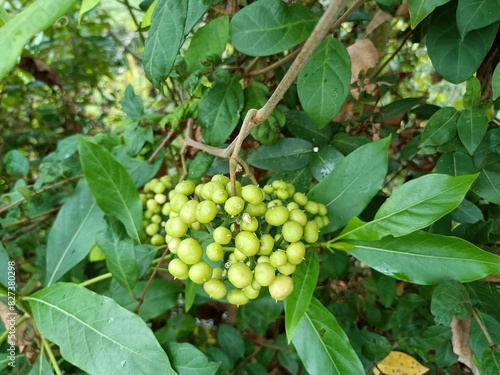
left=2, top=205, right=61, bottom=229
left=472, top=308, right=497, bottom=350
left=148, top=129, right=175, bottom=164
left=371, top=30, right=412, bottom=80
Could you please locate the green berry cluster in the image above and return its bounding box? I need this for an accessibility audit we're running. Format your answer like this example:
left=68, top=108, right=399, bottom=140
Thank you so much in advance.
left=141, top=175, right=328, bottom=305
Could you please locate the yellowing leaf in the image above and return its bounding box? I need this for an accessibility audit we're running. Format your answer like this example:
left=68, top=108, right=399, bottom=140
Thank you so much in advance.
left=373, top=351, right=429, bottom=375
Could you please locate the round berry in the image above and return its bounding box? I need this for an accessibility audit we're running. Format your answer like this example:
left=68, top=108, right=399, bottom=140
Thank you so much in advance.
left=224, top=196, right=245, bottom=216
left=146, top=199, right=158, bottom=212
left=289, top=209, right=308, bottom=227
left=259, top=234, right=275, bottom=255
left=263, top=185, right=274, bottom=194
left=265, top=206, right=289, bottom=226
left=272, top=180, right=287, bottom=190
left=201, top=181, right=225, bottom=201
left=254, top=262, right=276, bottom=287
left=277, top=262, right=296, bottom=276
left=282, top=221, right=304, bottom=243
left=150, top=234, right=165, bottom=246
left=196, top=200, right=218, bottom=223
left=227, top=289, right=249, bottom=306
left=287, top=202, right=300, bottom=211
left=175, top=180, right=196, bottom=196
left=304, top=221, right=319, bottom=243
left=161, top=202, right=172, bottom=216
left=189, top=261, right=213, bottom=284
left=286, top=242, right=306, bottom=265
left=212, top=189, right=229, bottom=204
left=153, top=182, right=167, bottom=194
left=243, top=285, right=260, bottom=299
left=206, top=242, right=224, bottom=261
left=213, top=226, right=232, bottom=244
left=318, top=203, right=327, bottom=216
left=235, top=231, right=260, bottom=257
left=269, top=275, right=294, bottom=301
left=203, top=278, right=227, bottom=299
left=228, top=262, right=253, bottom=288
left=233, top=249, right=248, bottom=261
left=177, top=238, right=203, bottom=264
left=293, top=192, right=308, bottom=206
left=245, top=202, right=267, bottom=217
left=256, top=255, right=270, bottom=264
left=179, top=199, right=199, bottom=224
left=154, top=193, right=167, bottom=204
left=165, top=217, right=188, bottom=238
left=304, top=201, right=319, bottom=215
left=168, top=259, right=189, bottom=280
left=240, top=215, right=259, bottom=232
left=170, top=193, right=189, bottom=213
left=168, top=237, right=181, bottom=254
left=225, top=181, right=242, bottom=197
left=151, top=214, right=162, bottom=224
left=145, top=223, right=160, bottom=237
left=211, top=174, right=230, bottom=185
left=242, top=185, right=264, bottom=204
left=270, top=251, right=287, bottom=268
left=276, top=188, right=289, bottom=200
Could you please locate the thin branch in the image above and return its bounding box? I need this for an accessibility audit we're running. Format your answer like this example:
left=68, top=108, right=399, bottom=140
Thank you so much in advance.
left=179, top=119, right=194, bottom=181
left=2, top=206, right=61, bottom=230
left=148, top=129, right=175, bottom=164
left=248, top=48, right=300, bottom=77
left=472, top=308, right=497, bottom=349
left=371, top=30, right=412, bottom=80
left=121, top=0, right=145, bottom=43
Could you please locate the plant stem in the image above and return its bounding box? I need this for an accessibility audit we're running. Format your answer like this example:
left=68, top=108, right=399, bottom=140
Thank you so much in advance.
left=42, top=336, right=63, bottom=375
left=79, top=272, right=113, bottom=288
left=121, top=0, right=145, bottom=43
left=148, top=129, right=175, bottom=164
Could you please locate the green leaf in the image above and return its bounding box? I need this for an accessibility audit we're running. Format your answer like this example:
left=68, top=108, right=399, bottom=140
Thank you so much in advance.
left=187, top=152, right=215, bottom=182
left=427, top=1, right=499, bottom=83
left=198, top=72, right=244, bottom=146
left=143, top=0, right=210, bottom=91
left=435, top=151, right=476, bottom=176
left=339, top=174, right=477, bottom=241
left=218, top=324, right=244, bottom=360
left=97, top=216, right=138, bottom=290
left=45, top=180, right=104, bottom=286
left=121, top=85, right=144, bottom=119
left=0, top=243, right=9, bottom=287
left=308, top=137, right=389, bottom=232
left=297, top=38, right=351, bottom=128
left=79, top=0, right=100, bottom=24
left=419, top=107, right=458, bottom=147
left=431, top=280, right=472, bottom=325
left=135, top=244, right=157, bottom=277
left=78, top=137, right=143, bottom=244
left=331, top=133, right=371, bottom=155
left=4, top=150, right=29, bottom=176
left=463, top=76, right=482, bottom=109
left=29, top=349, right=54, bottom=375
left=107, top=278, right=181, bottom=321
left=0, top=0, right=78, bottom=79
left=292, top=297, right=364, bottom=375
left=185, top=16, right=229, bottom=74
left=450, top=199, right=483, bottom=224
left=285, top=111, right=333, bottom=146
left=482, top=348, right=500, bottom=375
left=408, top=0, right=450, bottom=28
left=285, top=250, right=319, bottom=343
left=471, top=168, right=500, bottom=205
left=493, top=64, right=500, bottom=100
left=238, top=295, right=283, bottom=335
left=245, top=138, right=313, bottom=171
left=347, top=231, right=500, bottom=284
left=470, top=313, right=500, bottom=359
left=269, top=168, right=313, bottom=193
left=184, top=279, right=198, bottom=312
left=308, top=145, right=344, bottom=182
left=229, top=0, right=317, bottom=56
left=27, top=283, right=175, bottom=374
left=380, top=97, right=426, bottom=120
left=457, top=108, right=488, bottom=155
left=115, top=146, right=164, bottom=188
left=456, top=0, right=500, bottom=37
left=166, top=342, right=219, bottom=375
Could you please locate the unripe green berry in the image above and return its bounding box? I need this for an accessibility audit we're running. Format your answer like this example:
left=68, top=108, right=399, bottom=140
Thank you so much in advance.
left=224, top=196, right=245, bottom=216
left=195, top=183, right=204, bottom=196
left=304, top=201, right=319, bottom=215
left=259, top=234, right=275, bottom=255
left=201, top=181, right=225, bottom=201
left=228, top=253, right=238, bottom=264
left=206, top=242, right=224, bottom=261
left=272, top=180, right=287, bottom=190
left=286, top=183, right=295, bottom=197
left=165, top=217, right=188, bottom=238
left=235, top=231, right=260, bottom=257
left=160, top=175, right=172, bottom=188
left=228, top=262, right=253, bottom=288
left=161, top=202, right=172, bottom=216
left=190, top=222, right=202, bottom=231
left=150, top=233, right=165, bottom=246
left=304, top=221, right=319, bottom=243
left=154, top=193, right=167, bottom=204
left=263, top=185, right=274, bottom=194
left=170, top=193, right=189, bottom=213
left=227, top=289, right=249, bottom=306
left=240, top=214, right=259, bottom=232
left=282, top=221, right=304, bottom=243
left=270, top=251, right=287, bottom=268
left=318, top=203, right=327, bottom=216
left=233, top=249, right=248, bottom=261
left=203, top=278, right=227, bottom=299
left=277, top=262, right=296, bottom=276
left=168, top=237, right=181, bottom=254
left=265, top=206, right=289, bottom=226
left=293, top=192, right=308, bottom=206
left=211, top=174, right=230, bottom=185
left=140, top=193, right=147, bottom=206
left=212, top=267, right=223, bottom=279
left=225, top=181, right=242, bottom=197
left=213, top=226, right=232, bottom=244
left=212, top=189, right=229, bottom=204
left=189, top=261, right=213, bottom=284
left=287, top=202, right=300, bottom=211
left=242, top=185, right=264, bottom=204
left=175, top=180, right=196, bottom=196
left=179, top=199, right=199, bottom=224
left=256, top=255, right=270, bottom=264
left=269, top=275, right=294, bottom=301
left=243, top=285, right=260, bottom=299
left=146, top=199, right=159, bottom=212
left=177, top=238, right=203, bottom=264
left=145, top=223, right=160, bottom=237
left=151, top=214, right=162, bottom=224
left=153, top=182, right=167, bottom=194
left=196, top=200, right=217, bottom=223
left=286, top=242, right=306, bottom=265
left=276, top=188, right=289, bottom=200
left=289, top=209, right=308, bottom=227
left=245, top=202, right=267, bottom=216
left=168, top=259, right=189, bottom=280
left=254, top=262, right=276, bottom=287
left=268, top=199, right=283, bottom=208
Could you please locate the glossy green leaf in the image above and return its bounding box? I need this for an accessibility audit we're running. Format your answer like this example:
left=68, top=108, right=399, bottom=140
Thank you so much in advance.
left=78, top=137, right=143, bottom=244
left=348, top=231, right=500, bottom=284
left=331, top=133, right=371, bottom=155
left=121, top=85, right=144, bottom=119
left=427, top=1, right=499, bottom=83
left=285, top=250, right=319, bottom=343
left=97, top=216, right=138, bottom=290
left=482, top=348, right=500, bottom=375
left=298, top=38, right=351, bottom=128
left=450, top=199, right=483, bottom=224
left=79, top=0, right=100, bottom=24
left=431, top=280, right=472, bottom=325
left=380, top=97, right=426, bottom=120
left=339, top=174, right=477, bottom=241
left=419, top=107, right=458, bottom=147
left=185, top=16, right=229, bottom=74
left=285, top=111, right=333, bottom=146
left=187, top=152, right=215, bottom=182
left=115, top=146, right=164, bottom=188
left=435, top=151, right=476, bottom=176
left=143, top=0, right=210, bottom=91
left=408, top=0, right=449, bottom=28
left=246, top=138, right=313, bottom=172
left=463, top=76, right=482, bottom=110
left=218, top=324, right=244, bottom=360
left=457, top=108, right=488, bottom=155
left=27, top=283, right=174, bottom=374
left=230, top=0, right=317, bottom=56
left=308, top=137, right=389, bottom=232
left=45, top=180, right=104, bottom=286
left=4, top=150, right=29, bottom=176
left=198, top=72, right=244, bottom=146
left=493, top=64, right=500, bottom=100
left=0, top=0, right=78, bottom=79
left=184, top=279, right=198, bottom=312
left=135, top=244, right=157, bottom=277
left=309, top=145, right=344, bottom=181
left=456, top=0, right=500, bottom=37
left=29, top=349, right=54, bottom=375
left=166, top=342, right=219, bottom=375
left=472, top=168, right=500, bottom=205
left=470, top=313, right=500, bottom=360
left=292, top=297, right=364, bottom=375
left=0, top=243, right=9, bottom=287
left=238, top=295, right=283, bottom=336
left=107, top=279, right=181, bottom=321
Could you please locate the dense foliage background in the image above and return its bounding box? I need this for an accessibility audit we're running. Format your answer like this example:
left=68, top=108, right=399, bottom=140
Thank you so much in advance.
left=1, top=0, right=500, bottom=374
